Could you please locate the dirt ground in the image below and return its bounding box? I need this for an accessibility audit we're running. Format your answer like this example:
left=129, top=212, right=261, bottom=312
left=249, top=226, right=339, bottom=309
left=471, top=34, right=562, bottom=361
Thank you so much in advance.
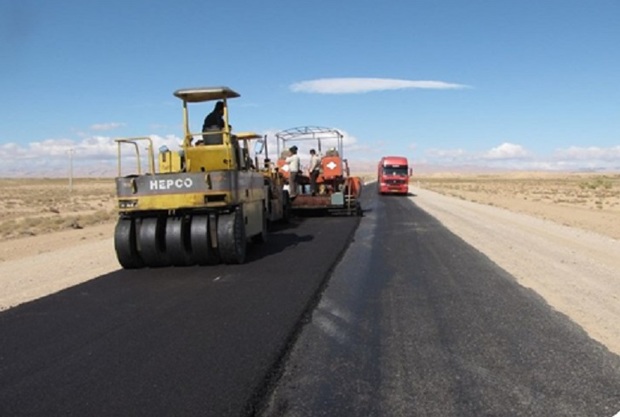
left=1, top=173, right=619, bottom=357
left=0, top=178, right=116, bottom=242
left=416, top=172, right=620, bottom=240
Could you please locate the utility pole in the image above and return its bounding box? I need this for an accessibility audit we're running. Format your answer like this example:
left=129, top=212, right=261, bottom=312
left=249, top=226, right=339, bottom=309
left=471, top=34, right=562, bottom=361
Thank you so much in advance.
left=68, top=148, right=75, bottom=193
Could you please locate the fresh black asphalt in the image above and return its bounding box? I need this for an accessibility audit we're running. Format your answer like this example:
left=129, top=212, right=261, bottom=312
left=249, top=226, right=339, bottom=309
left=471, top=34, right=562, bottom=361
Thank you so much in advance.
left=0, top=214, right=359, bottom=417
left=3, top=186, right=620, bottom=417
left=260, top=190, right=620, bottom=417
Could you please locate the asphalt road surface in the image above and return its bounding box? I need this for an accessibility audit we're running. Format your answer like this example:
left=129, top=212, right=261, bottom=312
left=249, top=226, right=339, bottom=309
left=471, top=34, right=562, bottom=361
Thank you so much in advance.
left=2, top=187, right=620, bottom=417
left=0, top=213, right=360, bottom=417
left=260, top=190, right=620, bottom=417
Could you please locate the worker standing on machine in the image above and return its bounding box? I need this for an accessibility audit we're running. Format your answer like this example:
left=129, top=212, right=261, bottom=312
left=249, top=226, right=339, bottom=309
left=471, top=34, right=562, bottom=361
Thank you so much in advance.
left=308, top=149, right=321, bottom=195
left=285, top=145, right=300, bottom=199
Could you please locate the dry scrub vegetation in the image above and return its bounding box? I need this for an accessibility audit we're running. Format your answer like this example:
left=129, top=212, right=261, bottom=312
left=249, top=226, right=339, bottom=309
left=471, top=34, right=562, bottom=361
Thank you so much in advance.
left=0, top=178, right=116, bottom=240
left=415, top=172, right=620, bottom=240
left=2, top=173, right=619, bottom=242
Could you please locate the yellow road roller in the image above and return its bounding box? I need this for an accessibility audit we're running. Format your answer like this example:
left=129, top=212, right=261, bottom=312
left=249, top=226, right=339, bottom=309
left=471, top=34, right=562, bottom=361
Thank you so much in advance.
left=114, top=87, right=268, bottom=268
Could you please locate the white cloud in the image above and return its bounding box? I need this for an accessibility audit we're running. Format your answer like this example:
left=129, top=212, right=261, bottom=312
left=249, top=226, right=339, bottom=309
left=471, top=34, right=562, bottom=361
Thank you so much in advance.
left=0, top=134, right=185, bottom=177
left=290, top=78, right=471, bottom=94
left=484, top=143, right=530, bottom=160
left=338, top=129, right=358, bottom=148
left=417, top=143, right=620, bottom=171
left=90, top=122, right=125, bottom=131
left=426, top=148, right=469, bottom=159
left=3, top=133, right=618, bottom=177
left=553, top=145, right=620, bottom=161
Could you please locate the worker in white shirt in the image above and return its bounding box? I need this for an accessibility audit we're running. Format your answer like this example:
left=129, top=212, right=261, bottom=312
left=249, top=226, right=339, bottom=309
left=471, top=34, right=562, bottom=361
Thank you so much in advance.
left=285, top=145, right=300, bottom=198
left=308, top=149, right=321, bottom=195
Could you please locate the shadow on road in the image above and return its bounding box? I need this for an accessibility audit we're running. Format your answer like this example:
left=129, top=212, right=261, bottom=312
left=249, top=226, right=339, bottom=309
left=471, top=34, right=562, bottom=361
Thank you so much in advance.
left=248, top=232, right=314, bottom=261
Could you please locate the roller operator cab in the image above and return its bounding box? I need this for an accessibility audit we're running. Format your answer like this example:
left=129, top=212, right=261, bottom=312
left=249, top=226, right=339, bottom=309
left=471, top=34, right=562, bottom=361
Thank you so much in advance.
left=378, top=156, right=412, bottom=195
left=113, top=87, right=269, bottom=268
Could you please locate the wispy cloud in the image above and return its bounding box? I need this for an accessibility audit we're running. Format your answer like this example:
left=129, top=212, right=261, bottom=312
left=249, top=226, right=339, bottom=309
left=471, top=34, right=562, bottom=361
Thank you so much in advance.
left=290, top=77, right=471, bottom=94
left=0, top=134, right=184, bottom=177
left=90, top=122, right=125, bottom=131
left=426, top=148, right=470, bottom=160
left=553, top=145, right=620, bottom=161
left=2, top=136, right=619, bottom=177
left=484, top=143, right=530, bottom=160
left=415, top=143, right=620, bottom=171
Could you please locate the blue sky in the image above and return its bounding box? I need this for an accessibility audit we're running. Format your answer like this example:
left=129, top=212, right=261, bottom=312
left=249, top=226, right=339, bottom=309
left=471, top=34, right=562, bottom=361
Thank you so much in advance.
left=1, top=0, right=619, bottom=176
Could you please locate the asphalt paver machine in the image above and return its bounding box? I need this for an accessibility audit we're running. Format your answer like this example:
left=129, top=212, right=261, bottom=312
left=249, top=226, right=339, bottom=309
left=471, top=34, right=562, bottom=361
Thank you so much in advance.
left=275, top=126, right=362, bottom=216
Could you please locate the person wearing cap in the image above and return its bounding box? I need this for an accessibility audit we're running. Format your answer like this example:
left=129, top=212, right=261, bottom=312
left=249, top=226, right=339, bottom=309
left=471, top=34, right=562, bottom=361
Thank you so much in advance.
left=285, top=145, right=300, bottom=198
left=308, top=149, right=321, bottom=195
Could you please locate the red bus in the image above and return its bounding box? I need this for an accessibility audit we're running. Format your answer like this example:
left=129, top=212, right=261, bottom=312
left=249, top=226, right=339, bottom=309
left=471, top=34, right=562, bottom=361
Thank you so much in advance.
left=377, top=156, right=411, bottom=195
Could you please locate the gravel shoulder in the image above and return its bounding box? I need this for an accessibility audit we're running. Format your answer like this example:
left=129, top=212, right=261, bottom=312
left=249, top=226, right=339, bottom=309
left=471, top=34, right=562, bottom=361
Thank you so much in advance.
left=0, top=223, right=117, bottom=311
left=1, top=189, right=619, bottom=357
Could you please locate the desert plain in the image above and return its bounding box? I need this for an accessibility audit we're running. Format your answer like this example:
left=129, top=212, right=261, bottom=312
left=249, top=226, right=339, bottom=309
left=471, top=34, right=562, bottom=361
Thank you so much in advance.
left=1, top=173, right=619, bottom=245
left=416, top=171, right=620, bottom=240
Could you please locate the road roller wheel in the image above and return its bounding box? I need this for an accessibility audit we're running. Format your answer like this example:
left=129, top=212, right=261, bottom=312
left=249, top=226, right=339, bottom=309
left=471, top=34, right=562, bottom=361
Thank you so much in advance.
left=190, top=215, right=219, bottom=265
left=137, top=217, right=170, bottom=268
left=218, top=207, right=247, bottom=264
left=165, top=216, right=192, bottom=266
left=114, top=217, right=143, bottom=269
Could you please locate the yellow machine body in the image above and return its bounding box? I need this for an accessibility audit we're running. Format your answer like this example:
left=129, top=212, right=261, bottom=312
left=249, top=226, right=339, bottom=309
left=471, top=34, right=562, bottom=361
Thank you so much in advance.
left=113, top=87, right=270, bottom=268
